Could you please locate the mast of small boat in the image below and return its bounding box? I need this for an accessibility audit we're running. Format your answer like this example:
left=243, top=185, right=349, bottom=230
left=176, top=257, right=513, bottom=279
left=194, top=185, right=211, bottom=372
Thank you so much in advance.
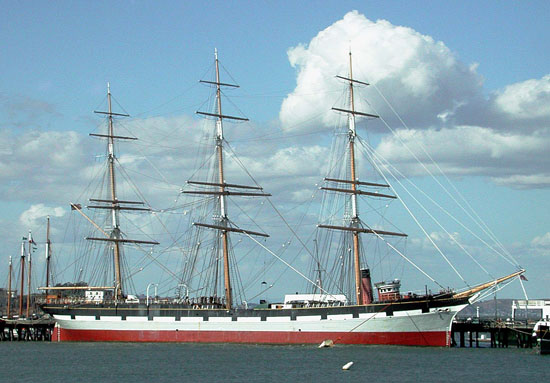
left=26, top=230, right=33, bottom=318
left=7, top=256, right=12, bottom=318
left=45, top=216, right=51, bottom=296
left=18, top=240, right=25, bottom=317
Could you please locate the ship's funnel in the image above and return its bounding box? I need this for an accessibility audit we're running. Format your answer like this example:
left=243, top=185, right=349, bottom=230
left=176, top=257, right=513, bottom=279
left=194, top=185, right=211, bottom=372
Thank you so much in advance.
left=360, top=268, right=374, bottom=305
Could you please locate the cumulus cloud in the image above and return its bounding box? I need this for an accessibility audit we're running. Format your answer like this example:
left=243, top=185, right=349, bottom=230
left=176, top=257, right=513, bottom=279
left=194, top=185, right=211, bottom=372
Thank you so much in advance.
left=456, top=75, right=550, bottom=130
left=19, top=204, right=66, bottom=230
left=0, top=128, right=91, bottom=202
left=278, top=11, right=550, bottom=191
left=493, top=75, right=550, bottom=121
left=374, top=126, right=550, bottom=188
left=280, top=11, right=482, bottom=132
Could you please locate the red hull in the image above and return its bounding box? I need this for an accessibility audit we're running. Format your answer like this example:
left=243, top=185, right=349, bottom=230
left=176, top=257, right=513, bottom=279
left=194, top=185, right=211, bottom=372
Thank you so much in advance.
left=53, top=328, right=449, bottom=346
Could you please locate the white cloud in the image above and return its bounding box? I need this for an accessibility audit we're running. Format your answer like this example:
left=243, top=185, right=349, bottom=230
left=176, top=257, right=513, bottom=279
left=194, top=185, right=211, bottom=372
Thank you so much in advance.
left=531, top=232, right=550, bottom=248
left=277, top=11, right=550, bottom=192
left=493, top=75, right=550, bottom=121
left=245, top=145, right=326, bottom=178
left=19, top=204, right=66, bottom=230
left=280, top=11, right=482, bottom=132
left=374, top=126, right=550, bottom=188
left=455, top=75, right=550, bottom=130
left=0, top=129, right=89, bottom=201
left=492, top=174, right=550, bottom=189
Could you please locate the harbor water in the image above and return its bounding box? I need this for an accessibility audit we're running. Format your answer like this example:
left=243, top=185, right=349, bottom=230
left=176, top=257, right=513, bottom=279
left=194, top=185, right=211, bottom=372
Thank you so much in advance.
left=0, top=342, right=546, bottom=382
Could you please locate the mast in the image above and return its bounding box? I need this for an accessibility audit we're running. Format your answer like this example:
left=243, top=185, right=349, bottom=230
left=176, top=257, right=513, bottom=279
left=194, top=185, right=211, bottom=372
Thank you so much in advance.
left=26, top=230, right=33, bottom=318
left=88, top=84, right=158, bottom=301
left=18, top=240, right=25, bottom=317
left=346, top=52, right=363, bottom=305
left=45, top=216, right=51, bottom=295
left=214, top=49, right=233, bottom=309
left=318, top=52, right=405, bottom=304
left=188, top=50, right=270, bottom=309
left=107, top=84, right=123, bottom=300
left=7, top=256, right=12, bottom=318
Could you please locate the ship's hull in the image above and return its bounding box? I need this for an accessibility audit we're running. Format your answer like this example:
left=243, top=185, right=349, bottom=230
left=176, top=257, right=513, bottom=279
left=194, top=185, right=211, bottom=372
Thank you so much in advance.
left=42, top=296, right=469, bottom=346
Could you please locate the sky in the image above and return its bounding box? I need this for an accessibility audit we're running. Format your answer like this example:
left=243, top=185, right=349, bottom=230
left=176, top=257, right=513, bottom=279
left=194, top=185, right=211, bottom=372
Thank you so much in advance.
left=1, top=1, right=549, bottom=301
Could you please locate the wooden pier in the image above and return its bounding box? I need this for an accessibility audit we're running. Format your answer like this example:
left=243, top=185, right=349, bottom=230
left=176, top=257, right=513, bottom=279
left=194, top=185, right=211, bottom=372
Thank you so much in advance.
left=451, top=319, right=535, bottom=348
left=0, top=317, right=55, bottom=341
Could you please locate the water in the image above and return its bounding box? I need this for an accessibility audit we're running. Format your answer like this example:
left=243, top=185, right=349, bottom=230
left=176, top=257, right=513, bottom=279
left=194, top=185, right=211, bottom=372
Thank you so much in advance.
left=0, top=342, right=546, bottom=383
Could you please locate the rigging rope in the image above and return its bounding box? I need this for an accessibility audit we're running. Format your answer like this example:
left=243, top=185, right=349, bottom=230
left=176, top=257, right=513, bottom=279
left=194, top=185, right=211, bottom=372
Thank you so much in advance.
left=369, top=83, right=520, bottom=267
left=242, top=229, right=343, bottom=301
left=361, top=138, right=468, bottom=287
left=357, top=136, right=513, bottom=272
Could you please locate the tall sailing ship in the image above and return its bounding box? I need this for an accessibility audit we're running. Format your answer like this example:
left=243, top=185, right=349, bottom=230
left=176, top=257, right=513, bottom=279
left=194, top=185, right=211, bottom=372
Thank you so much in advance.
left=39, top=51, right=524, bottom=346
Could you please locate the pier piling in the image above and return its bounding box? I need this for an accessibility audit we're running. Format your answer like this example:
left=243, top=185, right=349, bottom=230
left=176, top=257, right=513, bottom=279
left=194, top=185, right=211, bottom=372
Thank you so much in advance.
left=1, top=318, right=54, bottom=342
left=452, top=320, right=534, bottom=349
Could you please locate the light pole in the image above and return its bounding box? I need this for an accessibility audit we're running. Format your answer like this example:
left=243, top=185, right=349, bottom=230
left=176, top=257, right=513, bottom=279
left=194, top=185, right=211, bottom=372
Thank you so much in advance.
left=146, top=283, right=158, bottom=306
left=178, top=283, right=189, bottom=299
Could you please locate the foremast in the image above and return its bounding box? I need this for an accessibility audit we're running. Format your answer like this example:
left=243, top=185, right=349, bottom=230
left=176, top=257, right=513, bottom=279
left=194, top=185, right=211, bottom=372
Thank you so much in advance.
left=187, top=50, right=270, bottom=310
left=318, top=52, right=406, bottom=305
left=214, top=49, right=232, bottom=310
left=86, top=84, right=159, bottom=300
left=106, top=84, right=123, bottom=300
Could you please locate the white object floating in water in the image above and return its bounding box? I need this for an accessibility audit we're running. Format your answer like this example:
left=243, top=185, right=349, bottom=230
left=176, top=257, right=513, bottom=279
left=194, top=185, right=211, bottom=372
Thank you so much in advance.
left=318, top=339, right=334, bottom=348
left=342, top=361, right=354, bottom=370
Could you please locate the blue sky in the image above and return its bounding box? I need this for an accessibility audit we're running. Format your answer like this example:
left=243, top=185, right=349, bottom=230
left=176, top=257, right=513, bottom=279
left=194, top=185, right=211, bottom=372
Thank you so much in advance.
left=1, top=1, right=549, bottom=300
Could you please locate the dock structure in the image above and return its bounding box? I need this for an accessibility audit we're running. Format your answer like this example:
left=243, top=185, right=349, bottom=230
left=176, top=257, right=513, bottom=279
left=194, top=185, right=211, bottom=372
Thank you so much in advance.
left=451, top=319, right=535, bottom=348
left=512, top=300, right=550, bottom=322
left=0, top=317, right=55, bottom=341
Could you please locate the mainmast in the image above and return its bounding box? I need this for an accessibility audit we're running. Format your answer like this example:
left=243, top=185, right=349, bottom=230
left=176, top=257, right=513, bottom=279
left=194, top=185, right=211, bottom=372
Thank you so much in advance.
left=319, top=52, right=406, bottom=304
left=87, top=84, right=158, bottom=300
left=214, top=50, right=232, bottom=309
left=18, top=240, right=25, bottom=317
left=187, top=49, right=270, bottom=309
left=7, top=256, right=12, bottom=318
